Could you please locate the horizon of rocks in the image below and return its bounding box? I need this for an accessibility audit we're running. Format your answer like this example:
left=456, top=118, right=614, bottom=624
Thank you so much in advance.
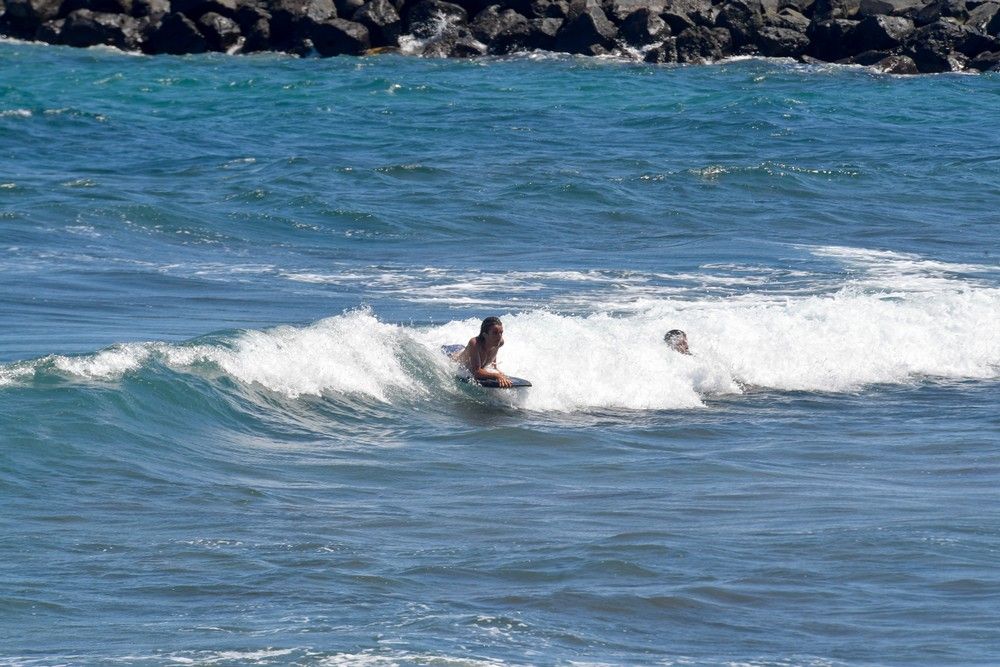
left=2, top=0, right=1000, bottom=73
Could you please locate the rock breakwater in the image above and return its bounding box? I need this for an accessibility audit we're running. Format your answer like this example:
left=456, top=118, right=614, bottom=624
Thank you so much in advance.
left=3, top=0, right=1000, bottom=72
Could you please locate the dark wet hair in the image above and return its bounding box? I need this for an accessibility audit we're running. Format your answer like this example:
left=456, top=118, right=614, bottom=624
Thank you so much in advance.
left=477, top=316, right=503, bottom=342
left=664, top=329, right=686, bottom=343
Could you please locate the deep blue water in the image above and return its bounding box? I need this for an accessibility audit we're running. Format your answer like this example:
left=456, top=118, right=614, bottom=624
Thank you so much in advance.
left=2, top=40, right=999, bottom=666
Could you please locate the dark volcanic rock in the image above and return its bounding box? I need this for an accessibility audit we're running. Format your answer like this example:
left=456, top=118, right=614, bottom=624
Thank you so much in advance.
left=856, top=0, right=921, bottom=18
left=310, top=16, right=370, bottom=53
left=853, top=13, right=913, bottom=50
left=807, top=18, right=859, bottom=60
left=132, top=0, right=169, bottom=19
left=59, top=8, right=143, bottom=47
left=470, top=4, right=523, bottom=40
left=913, top=0, right=968, bottom=26
left=62, top=0, right=133, bottom=17
left=406, top=0, right=468, bottom=38
left=716, top=0, right=764, bottom=51
left=172, top=0, right=239, bottom=21
left=336, top=0, right=367, bottom=17
left=528, top=15, right=561, bottom=44
left=966, top=2, right=999, bottom=33
left=198, top=10, right=242, bottom=50
left=675, top=24, right=726, bottom=61
left=875, top=52, right=918, bottom=71
left=970, top=49, right=1000, bottom=69
left=144, top=11, right=209, bottom=53
left=661, top=0, right=716, bottom=32
left=5, top=0, right=64, bottom=23
left=353, top=0, right=402, bottom=45
left=812, top=0, right=859, bottom=20
left=552, top=2, right=617, bottom=54
left=269, top=0, right=337, bottom=45
left=643, top=35, right=677, bottom=60
left=756, top=24, right=809, bottom=55
left=771, top=8, right=809, bottom=31
left=241, top=14, right=271, bottom=49
left=530, top=0, right=569, bottom=17
left=619, top=7, right=669, bottom=46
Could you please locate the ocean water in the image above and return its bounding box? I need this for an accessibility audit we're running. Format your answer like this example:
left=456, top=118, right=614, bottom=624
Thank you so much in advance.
left=2, top=40, right=1000, bottom=666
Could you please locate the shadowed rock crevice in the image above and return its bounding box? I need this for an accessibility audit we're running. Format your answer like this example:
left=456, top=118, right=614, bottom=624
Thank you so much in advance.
left=2, top=0, right=999, bottom=71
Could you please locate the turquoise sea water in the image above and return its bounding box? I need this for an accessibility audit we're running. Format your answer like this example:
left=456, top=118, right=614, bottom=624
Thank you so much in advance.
left=2, top=41, right=1000, bottom=665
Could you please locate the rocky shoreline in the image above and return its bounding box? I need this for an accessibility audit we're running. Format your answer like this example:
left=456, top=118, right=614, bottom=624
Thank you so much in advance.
left=2, top=0, right=1000, bottom=72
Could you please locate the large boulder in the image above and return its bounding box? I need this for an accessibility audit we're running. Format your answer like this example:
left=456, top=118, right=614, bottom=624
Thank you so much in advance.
left=660, top=0, right=716, bottom=33
left=530, top=0, right=570, bottom=17
left=771, top=7, right=809, bottom=31
left=132, top=0, right=170, bottom=20
left=241, top=14, right=271, bottom=49
left=58, top=8, right=144, bottom=48
left=675, top=24, right=728, bottom=61
left=966, top=2, right=999, bottom=33
left=812, top=0, right=860, bottom=20
left=198, top=10, right=242, bottom=50
left=619, top=7, right=669, bottom=46
left=874, top=52, right=918, bottom=71
left=969, top=49, right=1000, bottom=69
left=269, top=0, right=337, bottom=45
left=643, top=35, right=677, bottom=60
left=310, top=16, right=370, bottom=53
left=61, top=0, right=134, bottom=16
left=171, top=0, right=239, bottom=21
left=335, top=0, right=366, bottom=17
left=143, top=11, right=209, bottom=53
left=405, top=0, right=468, bottom=38
left=527, top=14, right=561, bottom=46
left=853, top=13, right=913, bottom=50
left=807, top=18, right=859, bottom=60
left=470, top=4, right=523, bottom=40
left=353, top=0, right=401, bottom=45
left=2, top=0, right=64, bottom=35
left=716, top=0, right=764, bottom=50
left=755, top=24, right=809, bottom=55
left=552, top=2, right=617, bottom=54
left=856, top=0, right=922, bottom=18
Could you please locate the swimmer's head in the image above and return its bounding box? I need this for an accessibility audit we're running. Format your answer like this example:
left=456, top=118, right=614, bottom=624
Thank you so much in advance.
left=478, top=316, right=504, bottom=346
left=664, top=329, right=690, bottom=355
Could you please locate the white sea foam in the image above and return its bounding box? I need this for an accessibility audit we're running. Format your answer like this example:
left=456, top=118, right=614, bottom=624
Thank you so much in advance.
left=51, top=344, right=152, bottom=379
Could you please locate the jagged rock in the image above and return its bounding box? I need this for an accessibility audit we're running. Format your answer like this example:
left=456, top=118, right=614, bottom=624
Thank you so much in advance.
left=966, top=2, right=999, bottom=33
left=908, top=18, right=997, bottom=59
left=132, top=0, right=169, bottom=20
left=604, top=0, right=666, bottom=21
left=913, top=0, right=967, bottom=25
left=59, top=7, right=143, bottom=47
left=310, top=16, right=369, bottom=52
left=35, top=17, right=66, bottom=40
left=336, top=0, right=366, bottom=18
left=483, top=9, right=531, bottom=51
left=853, top=13, right=913, bottom=50
left=269, top=0, right=337, bottom=45
left=661, top=0, right=716, bottom=32
left=62, top=0, right=134, bottom=16
left=406, top=0, right=467, bottom=38
left=770, top=8, right=809, bottom=31
left=530, top=0, right=569, bottom=17
left=353, top=0, right=401, bottom=45
left=988, top=7, right=1000, bottom=36
left=552, top=2, right=616, bottom=53
left=675, top=24, right=726, bottom=61
left=812, top=0, right=860, bottom=20
left=847, top=47, right=891, bottom=63
left=198, top=10, right=242, bottom=49
left=144, top=11, right=209, bottom=53
left=619, top=7, right=668, bottom=46
left=171, top=0, right=239, bottom=21
left=807, top=18, right=858, bottom=60
left=874, top=52, right=918, bottom=70
left=418, top=29, right=486, bottom=53
left=242, top=15, right=271, bottom=49
left=643, top=35, right=677, bottom=60
left=716, top=0, right=764, bottom=50
left=6, top=0, right=64, bottom=23
left=969, top=49, right=1000, bottom=69
left=527, top=15, right=561, bottom=44
left=856, top=0, right=921, bottom=17
left=756, top=24, right=809, bottom=55
left=470, top=4, right=523, bottom=39
left=780, top=0, right=814, bottom=15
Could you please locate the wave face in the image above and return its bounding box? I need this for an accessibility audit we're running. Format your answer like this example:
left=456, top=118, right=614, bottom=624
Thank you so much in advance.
left=2, top=42, right=1000, bottom=667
